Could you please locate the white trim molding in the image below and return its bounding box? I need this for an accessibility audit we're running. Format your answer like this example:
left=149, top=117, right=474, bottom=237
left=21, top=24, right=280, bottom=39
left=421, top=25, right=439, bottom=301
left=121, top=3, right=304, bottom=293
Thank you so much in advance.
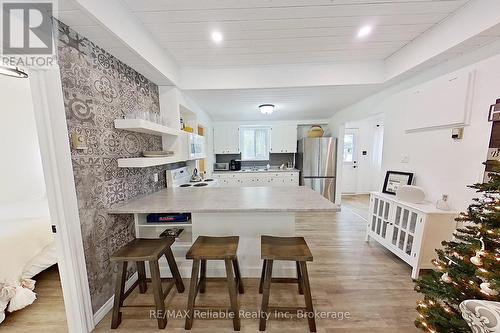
left=93, top=272, right=138, bottom=325
left=29, top=67, right=94, bottom=333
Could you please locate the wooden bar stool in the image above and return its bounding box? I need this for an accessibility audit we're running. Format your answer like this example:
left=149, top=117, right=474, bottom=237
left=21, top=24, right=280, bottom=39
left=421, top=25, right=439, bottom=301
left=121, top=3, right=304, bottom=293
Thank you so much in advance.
left=110, top=238, right=185, bottom=329
left=185, top=236, right=244, bottom=331
left=259, top=235, right=316, bottom=332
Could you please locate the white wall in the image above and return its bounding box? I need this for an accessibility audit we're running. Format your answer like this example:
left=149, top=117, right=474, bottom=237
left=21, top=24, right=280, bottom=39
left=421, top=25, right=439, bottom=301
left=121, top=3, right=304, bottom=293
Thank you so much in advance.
left=0, top=74, right=49, bottom=218
left=329, top=53, right=498, bottom=210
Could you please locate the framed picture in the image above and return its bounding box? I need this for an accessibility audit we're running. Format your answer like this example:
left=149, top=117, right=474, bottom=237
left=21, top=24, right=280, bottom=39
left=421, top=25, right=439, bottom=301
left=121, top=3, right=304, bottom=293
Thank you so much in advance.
left=488, top=99, right=500, bottom=122
left=382, top=171, right=414, bottom=195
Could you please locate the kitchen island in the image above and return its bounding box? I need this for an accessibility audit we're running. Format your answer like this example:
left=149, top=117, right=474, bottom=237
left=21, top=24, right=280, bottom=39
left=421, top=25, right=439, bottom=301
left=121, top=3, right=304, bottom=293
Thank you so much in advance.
left=109, top=186, right=339, bottom=277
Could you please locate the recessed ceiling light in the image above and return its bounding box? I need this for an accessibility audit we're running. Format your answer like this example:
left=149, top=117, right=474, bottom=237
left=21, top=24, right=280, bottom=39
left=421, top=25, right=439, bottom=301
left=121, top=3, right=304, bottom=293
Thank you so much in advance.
left=211, top=31, right=223, bottom=43
left=357, top=25, right=373, bottom=38
left=259, top=104, right=275, bottom=115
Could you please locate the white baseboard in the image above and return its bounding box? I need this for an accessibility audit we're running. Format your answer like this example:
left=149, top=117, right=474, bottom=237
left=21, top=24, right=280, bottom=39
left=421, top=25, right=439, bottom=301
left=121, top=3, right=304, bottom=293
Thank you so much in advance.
left=93, top=272, right=138, bottom=326
left=341, top=192, right=370, bottom=196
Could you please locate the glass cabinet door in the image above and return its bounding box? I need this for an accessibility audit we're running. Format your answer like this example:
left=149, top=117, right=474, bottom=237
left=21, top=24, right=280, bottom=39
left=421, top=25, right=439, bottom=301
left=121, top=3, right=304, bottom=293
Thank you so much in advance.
left=369, top=196, right=393, bottom=244
left=392, top=205, right=420, bottom=259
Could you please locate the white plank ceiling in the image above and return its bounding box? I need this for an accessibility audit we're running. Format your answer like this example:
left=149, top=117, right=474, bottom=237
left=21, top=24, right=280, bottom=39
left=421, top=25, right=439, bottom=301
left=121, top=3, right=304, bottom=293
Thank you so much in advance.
left=184, top=84, right=383, bottom=121
left=122, top=0, right=470, bottom=67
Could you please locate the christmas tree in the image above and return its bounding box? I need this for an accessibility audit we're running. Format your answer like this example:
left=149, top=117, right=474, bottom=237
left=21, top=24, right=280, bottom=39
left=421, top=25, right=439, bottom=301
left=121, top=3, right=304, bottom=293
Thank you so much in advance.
left=414, top=163, right=500, bottom=333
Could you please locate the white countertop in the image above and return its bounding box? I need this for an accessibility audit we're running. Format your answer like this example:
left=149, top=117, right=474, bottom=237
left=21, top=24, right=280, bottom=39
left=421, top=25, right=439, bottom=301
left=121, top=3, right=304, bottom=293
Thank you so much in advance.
left=109, top=186, right=339, bottom=214
left=213, top=168, right=299, bottom=174
left=371, top=192, right=459, bottom=215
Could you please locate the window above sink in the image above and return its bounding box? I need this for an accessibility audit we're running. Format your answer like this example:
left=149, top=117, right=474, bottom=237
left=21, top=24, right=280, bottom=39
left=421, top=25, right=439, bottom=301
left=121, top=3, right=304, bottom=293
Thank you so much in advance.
left=239, top=125, right=271, bottom=161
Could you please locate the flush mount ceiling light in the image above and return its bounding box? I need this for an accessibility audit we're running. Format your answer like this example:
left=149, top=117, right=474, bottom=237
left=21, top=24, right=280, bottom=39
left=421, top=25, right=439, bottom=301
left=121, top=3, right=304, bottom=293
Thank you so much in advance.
left=0, top=66, right=28, bottom=78
left=357, top=25, right=373, bottom=38
left=211, top=31, right=223, bottom=43
left=259, top=104, right=275, bottom=115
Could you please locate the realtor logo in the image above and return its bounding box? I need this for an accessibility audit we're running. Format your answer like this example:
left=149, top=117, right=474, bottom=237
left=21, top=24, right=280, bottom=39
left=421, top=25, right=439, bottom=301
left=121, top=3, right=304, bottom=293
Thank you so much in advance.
left=2, top=2, right=53, bottom=55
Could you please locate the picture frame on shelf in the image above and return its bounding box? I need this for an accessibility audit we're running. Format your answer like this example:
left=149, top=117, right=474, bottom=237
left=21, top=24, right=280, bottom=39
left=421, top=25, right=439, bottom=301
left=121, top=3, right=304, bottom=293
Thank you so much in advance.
left=382, top=171, right=414, bottom=195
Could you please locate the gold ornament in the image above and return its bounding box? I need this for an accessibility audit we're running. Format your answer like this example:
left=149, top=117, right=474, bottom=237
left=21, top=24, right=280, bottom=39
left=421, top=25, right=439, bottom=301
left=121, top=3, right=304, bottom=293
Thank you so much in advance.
left=441, top=273, right=452, bottom=283
left=480, top=282, right=499, bottom=296
left=471, top=255, right=483, bottom=266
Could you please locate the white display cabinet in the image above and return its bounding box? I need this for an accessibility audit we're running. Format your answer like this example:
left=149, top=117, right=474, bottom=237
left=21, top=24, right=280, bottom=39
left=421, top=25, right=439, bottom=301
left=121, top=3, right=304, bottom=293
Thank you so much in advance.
left=366, top=192, right=458, bottom=278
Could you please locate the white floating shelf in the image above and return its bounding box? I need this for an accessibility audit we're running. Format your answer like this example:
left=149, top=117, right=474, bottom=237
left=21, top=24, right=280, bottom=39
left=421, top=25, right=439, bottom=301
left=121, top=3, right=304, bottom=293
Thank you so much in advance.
left=117, top=156, right=180, bottom=168
left=114, top=119, right=180, bottom=136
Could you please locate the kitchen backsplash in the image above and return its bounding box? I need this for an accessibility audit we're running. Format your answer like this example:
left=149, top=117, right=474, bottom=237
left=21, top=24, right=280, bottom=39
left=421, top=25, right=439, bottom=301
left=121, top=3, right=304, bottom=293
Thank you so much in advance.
left=216, top=153, right=295, bottom=167
left=54, top=20, right=184, bottom=312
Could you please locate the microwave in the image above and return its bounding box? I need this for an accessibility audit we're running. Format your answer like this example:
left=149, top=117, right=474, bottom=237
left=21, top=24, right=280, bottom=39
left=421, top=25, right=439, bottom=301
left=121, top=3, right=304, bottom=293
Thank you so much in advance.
left=214, top=162, right=229, bottom=171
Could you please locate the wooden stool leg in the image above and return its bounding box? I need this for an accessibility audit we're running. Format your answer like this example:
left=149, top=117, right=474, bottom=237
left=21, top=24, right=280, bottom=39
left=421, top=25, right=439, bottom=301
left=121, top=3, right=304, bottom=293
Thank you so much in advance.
left=225, top=259, right=241, bottom=331
left=259, top=259, right=273, bottom=331
left=296, top=261, right=304, bottom=295
left=111, top=261, right=128, bottom=329
left=149, top=260, right=167, bottom=329
left=199, top=260, right=207, bottom=294
left=259, top=259, right=266, bottom=294
left=299, top=261, right=316, bottom=333
left=232, top=258, right=245, bottom=294
left=165, top=248, right=185, bottom=293
left=185, top=259, right=200, bottom=330
left=136, top=261, right=147, bottom=294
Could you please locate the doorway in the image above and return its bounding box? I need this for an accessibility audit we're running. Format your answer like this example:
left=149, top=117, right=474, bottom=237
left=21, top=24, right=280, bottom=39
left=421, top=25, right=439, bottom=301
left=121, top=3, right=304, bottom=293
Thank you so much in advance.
left=0, top=70, right=67, bottom=330
left=340, top=115, right=384, bottom=196
left=342, top=128, right=359, bottom=193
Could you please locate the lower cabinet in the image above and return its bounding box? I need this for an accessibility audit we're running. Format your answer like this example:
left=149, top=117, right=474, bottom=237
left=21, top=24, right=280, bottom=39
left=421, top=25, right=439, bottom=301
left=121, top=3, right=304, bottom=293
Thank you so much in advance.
left=213, top=172, right=299, bottom=187
left=366, top=192, right=458, bottom=279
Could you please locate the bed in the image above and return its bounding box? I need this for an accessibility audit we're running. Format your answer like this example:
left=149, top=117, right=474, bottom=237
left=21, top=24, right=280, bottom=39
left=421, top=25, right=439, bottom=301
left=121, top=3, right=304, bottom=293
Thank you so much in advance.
left=0, top=214, right=57, bottom=323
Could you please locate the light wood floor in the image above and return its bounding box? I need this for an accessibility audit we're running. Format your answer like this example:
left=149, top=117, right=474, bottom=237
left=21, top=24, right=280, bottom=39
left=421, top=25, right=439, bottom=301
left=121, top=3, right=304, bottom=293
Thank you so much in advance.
left=93, top=197, right=420, bottom=333
left=341, top=194, right=370, bottom=220
left=4, top=196, right=421, bottom=332
left=0, top=265, right=68, bottom=333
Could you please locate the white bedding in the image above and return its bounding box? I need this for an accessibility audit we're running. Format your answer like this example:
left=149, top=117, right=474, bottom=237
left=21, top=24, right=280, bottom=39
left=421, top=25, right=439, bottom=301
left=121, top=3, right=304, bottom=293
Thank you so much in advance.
left=0, top=216, right=56, bottom=323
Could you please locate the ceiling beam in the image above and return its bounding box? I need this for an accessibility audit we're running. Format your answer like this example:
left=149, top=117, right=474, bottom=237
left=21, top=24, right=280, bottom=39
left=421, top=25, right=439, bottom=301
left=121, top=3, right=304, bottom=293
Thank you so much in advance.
left=72, top=0, right=180, bottom=85
left=179, top=61, right=385, bottom=90
left=385, top=0, right=500, bottom=80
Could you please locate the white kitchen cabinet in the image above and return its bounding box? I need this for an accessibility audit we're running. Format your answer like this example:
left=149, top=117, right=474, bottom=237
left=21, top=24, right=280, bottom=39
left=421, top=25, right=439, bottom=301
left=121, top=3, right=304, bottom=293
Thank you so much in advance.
left=213, top=171, right=299, bottom=187
left=366, top=192, right=458, bottom=279
left=213, top=123, right=240, bottom=154
left=270, top=124, right=298, bottom=153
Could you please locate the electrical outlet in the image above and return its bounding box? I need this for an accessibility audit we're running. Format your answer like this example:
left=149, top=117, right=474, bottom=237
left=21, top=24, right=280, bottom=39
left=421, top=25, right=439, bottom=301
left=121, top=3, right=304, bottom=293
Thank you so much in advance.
left=153, top=173, right=159, bottom=182
left=70, top=132, right=87, bottom=150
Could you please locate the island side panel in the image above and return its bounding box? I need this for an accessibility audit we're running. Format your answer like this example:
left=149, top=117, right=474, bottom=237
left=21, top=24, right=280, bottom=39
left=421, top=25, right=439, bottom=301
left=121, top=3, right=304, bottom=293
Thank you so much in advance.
left=192, top=211, right=296, bottom=277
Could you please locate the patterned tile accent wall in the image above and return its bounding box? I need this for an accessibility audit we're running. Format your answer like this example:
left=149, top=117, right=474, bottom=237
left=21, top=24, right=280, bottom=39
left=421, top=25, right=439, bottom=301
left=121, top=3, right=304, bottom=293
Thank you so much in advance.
left=55, top=21, right=182, bottom=312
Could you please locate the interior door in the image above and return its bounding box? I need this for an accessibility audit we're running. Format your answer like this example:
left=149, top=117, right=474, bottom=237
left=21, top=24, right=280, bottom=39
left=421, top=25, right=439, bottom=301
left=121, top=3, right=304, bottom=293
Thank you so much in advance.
left=341, top=128, right=359, bottom=194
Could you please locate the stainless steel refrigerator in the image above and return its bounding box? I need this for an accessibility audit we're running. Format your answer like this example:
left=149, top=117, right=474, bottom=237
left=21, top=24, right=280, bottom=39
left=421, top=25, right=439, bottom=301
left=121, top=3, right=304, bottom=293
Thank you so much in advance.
left=296, top=137, right=337, bottom=202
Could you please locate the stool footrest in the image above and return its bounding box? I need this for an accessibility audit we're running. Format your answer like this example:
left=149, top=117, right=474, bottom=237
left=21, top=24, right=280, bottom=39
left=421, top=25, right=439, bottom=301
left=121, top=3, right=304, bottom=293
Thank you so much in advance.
left=271, top=277, right=299, bottom=284
left=123, top=280, right=139, bottom=300
left=194, top=305, right=233, bottom=312
left=268, top=306, right=308, bottom=313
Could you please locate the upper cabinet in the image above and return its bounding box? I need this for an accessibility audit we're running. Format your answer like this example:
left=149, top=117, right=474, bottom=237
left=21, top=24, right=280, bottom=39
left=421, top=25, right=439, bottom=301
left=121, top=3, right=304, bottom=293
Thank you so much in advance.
left=213, top=123, right=298, bottom=154
left=271, top=124, right=298, bottom=153
left=213, top=123, right=240, bottom=154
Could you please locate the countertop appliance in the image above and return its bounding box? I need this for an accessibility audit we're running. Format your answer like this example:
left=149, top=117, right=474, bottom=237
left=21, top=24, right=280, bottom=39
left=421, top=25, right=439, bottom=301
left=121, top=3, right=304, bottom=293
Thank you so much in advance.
left=296, top=137, right=337, bottom=202
left=214, top=162, right=229, bottom=171
left=166, top=166, right=219, bottom=188
left=230, top=159, right=241, bottom=171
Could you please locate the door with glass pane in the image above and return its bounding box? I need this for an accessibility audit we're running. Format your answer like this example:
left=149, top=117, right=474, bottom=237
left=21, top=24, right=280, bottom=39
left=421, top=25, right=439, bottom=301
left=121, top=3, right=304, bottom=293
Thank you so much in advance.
left=369, top=196, right=392, bottom=244
left=391, top=205, right=421, bottom=264
left=341, top=128, right=358, bottom=193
